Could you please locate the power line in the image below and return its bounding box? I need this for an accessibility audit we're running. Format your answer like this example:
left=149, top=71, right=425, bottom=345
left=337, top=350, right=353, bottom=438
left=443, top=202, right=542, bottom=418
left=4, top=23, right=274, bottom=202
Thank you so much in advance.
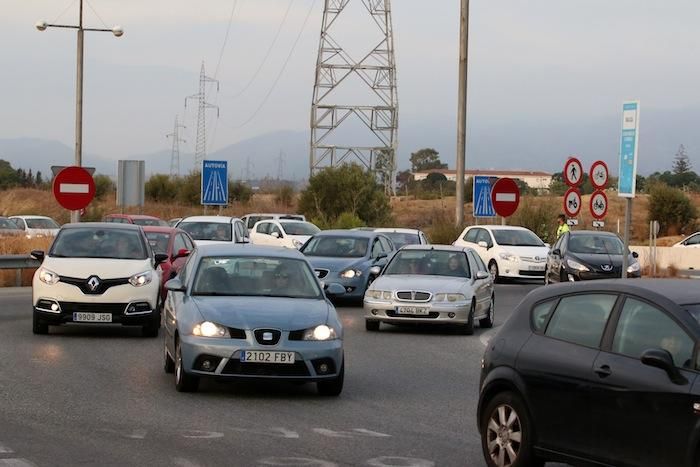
left=51, top=0, right=78, bottom=24
left=84, top=0, right=109, bottom=28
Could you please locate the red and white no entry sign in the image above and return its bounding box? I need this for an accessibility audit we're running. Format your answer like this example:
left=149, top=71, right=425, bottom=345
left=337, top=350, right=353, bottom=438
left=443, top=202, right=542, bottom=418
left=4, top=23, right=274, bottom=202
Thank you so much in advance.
left=490, top=177, right=520, bottom=217
left=589, top=160, right=609, bottom=190
left=52, top=166, right=96, bottom=211
left=563, top=157, right=583, bottom=187
left=563, top=187, right=582, bottom=218
left=590, top=190, right=608, bottom=220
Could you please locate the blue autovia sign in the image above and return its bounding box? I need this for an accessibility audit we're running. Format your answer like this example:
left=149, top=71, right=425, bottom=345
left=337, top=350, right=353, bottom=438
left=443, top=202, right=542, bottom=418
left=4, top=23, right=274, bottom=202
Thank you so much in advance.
left=201, top=160, right=228, bottom=205
left=618, top=101, right=640, bottom=198
left=473, top=176, right=496, bottom=217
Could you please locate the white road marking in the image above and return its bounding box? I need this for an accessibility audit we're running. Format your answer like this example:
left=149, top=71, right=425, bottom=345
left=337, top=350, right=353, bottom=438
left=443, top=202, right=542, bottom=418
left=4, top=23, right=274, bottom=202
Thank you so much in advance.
left=351, top=429, right=391, bottom=438
left=258, top=457, right=337, bottom=466
left=0, top=460, right=38, bottom=467
left=366, top=457, right=434, bottom=467
left=0, top=444, right=13, bottom=453
left=180, top=430, right=224, bottom=439
left=172, top=458, right=203, bottom=467
left=230, top=427, right=299, bottom=439
left=59, top=183, right=89, bottom=194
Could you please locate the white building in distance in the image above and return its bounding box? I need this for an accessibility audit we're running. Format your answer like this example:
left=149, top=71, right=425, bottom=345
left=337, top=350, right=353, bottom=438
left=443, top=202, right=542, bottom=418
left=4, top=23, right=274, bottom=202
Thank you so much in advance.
left=412, top=169, right=552, bottom=190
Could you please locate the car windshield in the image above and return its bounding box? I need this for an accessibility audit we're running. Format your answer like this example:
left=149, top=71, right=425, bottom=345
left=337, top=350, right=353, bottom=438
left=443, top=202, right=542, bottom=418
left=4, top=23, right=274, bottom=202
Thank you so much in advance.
left=383, top=232, right=420, bottom=248
left=179, top=222, right=232, bottom=241
left=192, top=256, right=321, bottom=298
left=25, top=218, right=59, bottom=229
left=568, top=235, right=624, bottom=255
left=281, top=222, right=320, bottom=236
left=383, top=250, right=471, bottom=278
left=50, top=228, right=147, bottom=259
left=301, top=236, right=368, bottom=258
left=0, top=218, right=19, bottom=230
left=683, top=304, right=700, bottom=325
left=133, top=218, right=168, bottom=227
left=145, top=232, right=171, bottom=255
left=492, top=229, right=544, bottom=246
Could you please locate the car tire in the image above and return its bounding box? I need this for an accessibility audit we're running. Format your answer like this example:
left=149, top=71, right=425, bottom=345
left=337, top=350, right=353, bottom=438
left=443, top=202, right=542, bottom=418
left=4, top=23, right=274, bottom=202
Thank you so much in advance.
left=479, top=295, right=495, bottom=328
left=488, top=261, right=500, bottom=284
left=543, top=268, right=549, bottom=285
left=164, top=343, right=175, bottom=374
left=459, top=302, right=475, bottom=335
left=365, top=320, right=380, bottom=331
left=142, top=316, right=160, bottom=338
left=317, top=361, right=344, bottom=396
left=175, top=342, right=199, bottom=392
left=480, top=391, right=542, bottom=467
left=32, top=312, right=49, bottom=335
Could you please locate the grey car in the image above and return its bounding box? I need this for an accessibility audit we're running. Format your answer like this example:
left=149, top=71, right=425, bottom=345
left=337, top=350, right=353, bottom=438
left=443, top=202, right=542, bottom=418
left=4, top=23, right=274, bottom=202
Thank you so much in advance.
left=364, top=245, right=495, bottom=334
left=163, top=244, right=345, bottom=395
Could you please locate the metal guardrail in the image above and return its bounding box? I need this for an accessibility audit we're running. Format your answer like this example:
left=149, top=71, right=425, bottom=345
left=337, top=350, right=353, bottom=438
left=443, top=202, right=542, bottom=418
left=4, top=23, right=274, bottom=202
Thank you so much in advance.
left=0, top=255, right=41, bottom=286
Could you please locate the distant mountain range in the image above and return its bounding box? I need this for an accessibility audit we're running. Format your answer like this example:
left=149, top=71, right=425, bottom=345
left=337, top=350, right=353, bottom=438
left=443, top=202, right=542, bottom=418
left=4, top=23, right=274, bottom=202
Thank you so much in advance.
left=2, top=107, right=698, bottom=179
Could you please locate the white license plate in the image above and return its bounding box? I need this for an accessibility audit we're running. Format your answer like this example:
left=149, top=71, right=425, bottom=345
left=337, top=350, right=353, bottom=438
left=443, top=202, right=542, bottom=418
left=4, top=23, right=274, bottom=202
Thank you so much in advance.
left=529, top=265, right=545, bottom=271
left=241, top=351, right=295, bottom=364
left=72, top=312, right=112, bottom=323
left=396, top=306, right=429, bottom=315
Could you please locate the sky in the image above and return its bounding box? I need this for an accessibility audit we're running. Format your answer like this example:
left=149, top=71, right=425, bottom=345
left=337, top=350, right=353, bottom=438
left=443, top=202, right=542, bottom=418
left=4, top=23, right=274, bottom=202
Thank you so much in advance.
left=2, top=0, right=700, bottom=174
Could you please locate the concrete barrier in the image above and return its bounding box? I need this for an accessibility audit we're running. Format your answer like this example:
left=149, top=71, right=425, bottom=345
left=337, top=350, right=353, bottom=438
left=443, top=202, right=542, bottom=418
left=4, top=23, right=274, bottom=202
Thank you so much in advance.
left=630, top=246, right=700, bottom=272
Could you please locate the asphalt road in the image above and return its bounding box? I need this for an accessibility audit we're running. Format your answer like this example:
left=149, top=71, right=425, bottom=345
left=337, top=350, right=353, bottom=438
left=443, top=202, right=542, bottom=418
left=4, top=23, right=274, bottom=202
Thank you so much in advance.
left=0, top=283, right=542, bottom=467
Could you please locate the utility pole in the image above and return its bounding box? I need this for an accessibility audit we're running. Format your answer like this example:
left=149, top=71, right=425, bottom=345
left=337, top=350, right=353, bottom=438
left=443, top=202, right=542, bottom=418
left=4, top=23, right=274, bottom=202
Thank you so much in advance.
left=185, top=62, right=219, bottom=170
left=166, top=116, right=186, bottom=178
left=455, top=0, right=470, bottom=227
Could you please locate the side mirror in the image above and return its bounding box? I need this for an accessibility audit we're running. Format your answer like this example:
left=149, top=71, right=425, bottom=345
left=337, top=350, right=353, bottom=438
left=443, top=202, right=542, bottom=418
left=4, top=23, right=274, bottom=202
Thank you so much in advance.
left=641, top=348, right=687, bottom=385
left=369, top=265, right=381, bottom=276
left=544, top=243, right=551, bottom=249
left=325, top=283, right=346, bottom=297
left=632, top=251, right=639, bottom=258
left=271, top=231, right=280, bottom=239
left=174, top=248, right=190, bottom=259
left=30, top=250, right=45, bottom=262
left=552, top=249, right=561, bottom=257
left=476, top=270, right=490, bottom=280
left=154, top=253, right=169, bottom=265
left=477, top=241, right=488, bottom=248
left=374, top=253, right=388, bottom=261
left=165, top=277, right=187, bottom=293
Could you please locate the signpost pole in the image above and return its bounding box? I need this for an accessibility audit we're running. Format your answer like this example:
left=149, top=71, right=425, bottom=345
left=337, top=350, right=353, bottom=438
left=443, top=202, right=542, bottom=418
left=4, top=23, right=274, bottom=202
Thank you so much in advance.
left=455, top=0, right=469, bottom=227
left=622, top=198, right=632, bottom=278
left=618, top=101, right=640, bottom=279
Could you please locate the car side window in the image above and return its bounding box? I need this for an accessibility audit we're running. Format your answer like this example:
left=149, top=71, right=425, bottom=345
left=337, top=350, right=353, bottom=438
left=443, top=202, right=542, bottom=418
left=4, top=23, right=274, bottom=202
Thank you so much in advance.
left=686, top=235, right=700, bottom=246
left=183, top=234, right=195, bottom=251
left=236, top=222, right=247, bottom=240
left=468, top=251, right=487, bottom=273
left=531, top=300, right=556, bottom=332
left=256, top=222, right=269, bottom=234
left=12, top=219, right=25, bottom=229
left=464, top=228, right=478, bottom=243
left=545, top=294, right=617, bottom=348
left=612, top=298, right=694, bottom=369
left=476, top=229, right=492, bottom=247
left=379, top=236, right=392, bottom=252
left=559, top=233, right=569, bottom=253
left=270, top=223, right=282, bottom=236
left=173, top=234, right=187, bottom=255
left=371, top=239, right=383, bottom=258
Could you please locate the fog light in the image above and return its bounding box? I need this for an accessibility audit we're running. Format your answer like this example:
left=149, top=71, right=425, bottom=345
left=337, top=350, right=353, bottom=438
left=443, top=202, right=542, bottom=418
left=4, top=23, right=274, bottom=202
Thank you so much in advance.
left=371, top=309, right=378, bottom=315
left=201, top=360, right=213, bottom=371
left=51, top=303, right=59, bottom=311
left=448, top=312, right=455, bottom=318
left=346, top=287, right=352, bottom=293
left=128, top=304, right=136, bottom=313
left=319, top=363, right=329, bottom=374
left=505, top=269, right=510, bottom=274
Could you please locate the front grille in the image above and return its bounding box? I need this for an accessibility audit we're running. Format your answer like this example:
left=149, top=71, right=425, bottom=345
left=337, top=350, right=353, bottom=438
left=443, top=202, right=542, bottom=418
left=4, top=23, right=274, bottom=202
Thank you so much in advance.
left=58, top=302, right=128, bottom=314
left=518, top=270, right=545, bottom=277
left=254, top=329, right=281, bottom=345
left=59, top=276, right=130, bottom=295
left=288, top=330, right=305, bottom=341
left=520, top=256, right=547, bottom=263
left=396, top=291, right=432, bottom=302
left=386, top=310, right=439, bottom=319
left=222, top=359, right=310, bottom=377
left=314, top=269, right=329, bottom=279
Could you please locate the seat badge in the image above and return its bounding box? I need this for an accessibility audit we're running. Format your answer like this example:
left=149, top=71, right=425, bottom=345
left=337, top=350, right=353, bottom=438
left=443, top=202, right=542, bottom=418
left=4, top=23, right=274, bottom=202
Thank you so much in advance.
left=263, top=332, right=273, bottom=341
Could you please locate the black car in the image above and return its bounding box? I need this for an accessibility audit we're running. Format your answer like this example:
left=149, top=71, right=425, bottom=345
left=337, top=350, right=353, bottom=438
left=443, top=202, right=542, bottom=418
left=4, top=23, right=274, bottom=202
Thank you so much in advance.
left=477, top=279, right=700, bottom=467
left=545, top=230, right=640, bottom=283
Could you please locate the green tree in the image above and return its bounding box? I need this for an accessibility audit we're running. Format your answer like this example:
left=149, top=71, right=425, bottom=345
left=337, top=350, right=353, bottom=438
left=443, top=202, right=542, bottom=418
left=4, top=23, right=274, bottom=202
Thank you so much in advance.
left=647, top=182, right=697, bottom=235
left=94, top=174, right=115, bottom=200
left=298, top=164, right=390, bottom=226
left=673, top=144, right=692, bottom=174
left=177, top=172, right=202, bottom=205
left=375, top=149, right=395, bottom=193
left=409, top=148, right=447, bottom=172
left=275, top=184, right=295, bottom=207
left=145, top=174, right=176, bottom=202
left=229, top=180, right=253, bottom=203
left=0, top=159, right=21, bottom=189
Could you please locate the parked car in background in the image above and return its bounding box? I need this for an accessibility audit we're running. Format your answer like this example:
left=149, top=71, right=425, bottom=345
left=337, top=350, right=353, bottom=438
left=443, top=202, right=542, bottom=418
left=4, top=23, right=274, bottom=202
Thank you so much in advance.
left=249, top=219, right=320, bottom=249
left=31, top=223, right=166, bottom=337
left=545, top=230, right=641, bottom=283
left=0, top=216, right=24, bottom=237
left=364, top=245, right=493, bottom=334
left=175, top=216, right=248, bottom=246
left=354, top=227, right=429, bottom=249
left=478, top=279, right=700, bottom=467
left=241, top=213, right=306, bottom=231
left=300, top=230, right=395, bottom=302
left=142, top=226, right=195, bottom=301
left=673, top=231, right=700, bottom=248
left=168, top=218, right=182, bottom=227
left=162, top=244, right=345, bottom=395
left=10, top=215, right=60, bottom=238
left=453, top=225, right=549, bottom=282
left=103, top=214, right=169, bottom=227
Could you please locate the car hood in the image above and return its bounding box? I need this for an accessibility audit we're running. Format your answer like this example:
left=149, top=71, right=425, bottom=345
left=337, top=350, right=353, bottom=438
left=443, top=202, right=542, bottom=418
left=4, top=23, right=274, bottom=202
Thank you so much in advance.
left=193, top=239, right=234, bottom=246
left=569, top=253, right=635, bottom=268
left=42, top=257, right=153, bottom=279
left=498, top=245, right=549, bottom=259
left=372, top=274, right=470, bottom=293
left=191, top=296, right=331, bottom=330
left=304, top=256, right=367, bottom=272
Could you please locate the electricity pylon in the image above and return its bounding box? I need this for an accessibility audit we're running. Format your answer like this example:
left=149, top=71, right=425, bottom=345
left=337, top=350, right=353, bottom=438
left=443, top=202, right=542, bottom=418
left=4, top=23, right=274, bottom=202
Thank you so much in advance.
left=166, top=115, right=186, bottom=178
left=310, top=0, right=399, bottom=195
left=185, top=62, right=219, bottom=169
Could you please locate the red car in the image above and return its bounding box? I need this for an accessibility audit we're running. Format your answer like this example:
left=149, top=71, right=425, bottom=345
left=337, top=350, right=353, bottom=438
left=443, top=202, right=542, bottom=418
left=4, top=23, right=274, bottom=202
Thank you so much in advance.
left=103, top=214, right=169, bottom=227
left=142, top=226, right=196, bottom=301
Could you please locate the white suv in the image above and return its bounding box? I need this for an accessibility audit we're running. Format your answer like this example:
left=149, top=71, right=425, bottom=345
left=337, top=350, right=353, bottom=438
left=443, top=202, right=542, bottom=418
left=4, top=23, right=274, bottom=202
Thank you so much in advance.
left=249, top=219, right=320, bottom=249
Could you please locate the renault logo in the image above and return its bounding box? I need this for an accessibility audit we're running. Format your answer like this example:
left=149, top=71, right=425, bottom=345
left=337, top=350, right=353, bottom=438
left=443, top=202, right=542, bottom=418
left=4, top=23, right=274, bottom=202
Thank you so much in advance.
left=263, top=332, right=273, bottom=341
left=87, top=276, right=101, bottom=291
left=601, top=265, right=613, bottom=272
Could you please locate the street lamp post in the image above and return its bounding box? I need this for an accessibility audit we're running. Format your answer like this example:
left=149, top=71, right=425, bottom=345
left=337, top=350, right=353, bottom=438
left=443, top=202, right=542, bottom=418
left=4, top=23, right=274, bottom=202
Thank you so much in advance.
left=36, top=0, right=123, bottom=223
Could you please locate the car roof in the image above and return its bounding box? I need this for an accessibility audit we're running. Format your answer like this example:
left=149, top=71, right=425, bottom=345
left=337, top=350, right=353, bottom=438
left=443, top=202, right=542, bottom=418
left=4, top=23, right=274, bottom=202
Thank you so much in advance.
left=141, top=226, right=178, bottom=234
left=400, top=244, right=467, bottom=252
left=60, top=222, right=143, bottom=231
left=9, top=215, right=55, bottom=220
left=243, top=213, right=304, bottom=217
left=179, top=216, right=242, bottom=223
left=471, top=225, right=531, bottom=231
left=195, top=243, right=305, bottom=259
left=312, top=229, right=379, bottom=238
left=105, top=213, right=161, bottom=219
left=373, top=227, right=423, bottom=234
left=568, top=230, right=619, bottom=237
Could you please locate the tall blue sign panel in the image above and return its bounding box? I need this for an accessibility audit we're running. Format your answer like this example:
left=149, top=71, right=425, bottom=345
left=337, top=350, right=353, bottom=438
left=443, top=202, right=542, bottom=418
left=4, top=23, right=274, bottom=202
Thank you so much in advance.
left=201, top=160, right=228, bottom=206
left=473, top=176, right=496, bottom=217
left=618, top=101, right=640, bottom=198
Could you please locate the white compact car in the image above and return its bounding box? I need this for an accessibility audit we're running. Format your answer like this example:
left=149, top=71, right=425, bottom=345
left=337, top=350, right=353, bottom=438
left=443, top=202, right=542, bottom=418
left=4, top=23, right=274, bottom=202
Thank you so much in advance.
left=175, top=216, right=249, bottom=246
left=249, top=219, right=320, bottom=249
left=241, top=213, right=306, bottom=231
left=31, top=223, right=167, bottom=336
left=673, top=232, right=700, bottom=248
left=453, top=225, right=549, bottom=282
left=10, top=215, right=60, bottom=238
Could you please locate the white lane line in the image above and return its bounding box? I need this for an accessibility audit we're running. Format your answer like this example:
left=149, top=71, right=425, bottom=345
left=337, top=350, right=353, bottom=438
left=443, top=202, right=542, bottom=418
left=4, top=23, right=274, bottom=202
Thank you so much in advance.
left=0, top=460, right=38, bottom=467
left=0, top=444, right=13, bottom=453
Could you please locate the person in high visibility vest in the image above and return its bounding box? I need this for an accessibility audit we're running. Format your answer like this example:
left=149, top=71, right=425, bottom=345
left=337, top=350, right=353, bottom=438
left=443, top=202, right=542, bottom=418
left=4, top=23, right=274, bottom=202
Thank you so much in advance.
left=556, top=214, right=570, bottom=238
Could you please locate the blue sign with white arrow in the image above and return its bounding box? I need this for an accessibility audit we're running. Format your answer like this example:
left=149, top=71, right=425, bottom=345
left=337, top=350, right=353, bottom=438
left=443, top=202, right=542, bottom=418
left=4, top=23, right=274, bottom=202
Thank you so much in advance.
left=473, top=176, right=496, bottom=217
left=618, top=101, right=640, bottom=198
left=201, top=160, right=229, bottom=206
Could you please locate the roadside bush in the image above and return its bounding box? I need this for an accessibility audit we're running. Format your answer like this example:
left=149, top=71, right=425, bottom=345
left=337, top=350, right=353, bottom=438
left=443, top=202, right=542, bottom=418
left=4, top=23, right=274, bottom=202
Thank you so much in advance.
left=145, top=174, right=177, bottom=202
left=647, top=183, right=697, bottom=235
left=229, top=181, right=253, bottom=203
left=510, top=198, right=559, bottom=244
left=176, top=173, right=201, bottom=206
left=275, top=184, right=295, bottom=207
left=424, top=209, right=462, bottom=245
left=94, top=174, right=115, bottom=200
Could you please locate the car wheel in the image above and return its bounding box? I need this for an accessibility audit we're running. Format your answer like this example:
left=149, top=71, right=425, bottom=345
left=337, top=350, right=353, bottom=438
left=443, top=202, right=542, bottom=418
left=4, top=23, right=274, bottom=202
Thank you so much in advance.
left=543, top=268, right=549, bottom=285
left=365, top=320, right=380, bottom=331
left=164, top=343, right=175, bottom=374
left=32, top=312, right=49, bottom=335
left=481, top=391, right=541, bottom=467
left=317, top=361, right=344, bottom=396
left=175, top=341, right=199, bottom=392
left=479, top=295, right=495, bottom=328
left=142, top=315, right=160, bottom=338
left=459, top=301, right=475, bottom=335
left=489, top=261, right=500, bottom=284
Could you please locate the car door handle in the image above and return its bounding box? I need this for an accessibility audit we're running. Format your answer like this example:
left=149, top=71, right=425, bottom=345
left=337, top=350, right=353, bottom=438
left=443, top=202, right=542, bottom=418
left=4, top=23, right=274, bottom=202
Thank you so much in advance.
left=594, top=365, right=612, bottom=378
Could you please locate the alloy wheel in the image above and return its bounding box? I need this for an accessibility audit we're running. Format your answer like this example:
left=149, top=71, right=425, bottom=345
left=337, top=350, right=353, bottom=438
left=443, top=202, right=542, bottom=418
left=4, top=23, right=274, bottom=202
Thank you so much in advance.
left=486, top=404, right=522, bottom=467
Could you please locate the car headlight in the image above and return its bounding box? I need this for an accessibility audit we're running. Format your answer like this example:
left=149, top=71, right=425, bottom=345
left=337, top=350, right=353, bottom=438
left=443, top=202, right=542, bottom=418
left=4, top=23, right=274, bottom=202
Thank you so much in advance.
left=566, top=259, right=590, bottom=272
left=302, top=324, right=338, bottom=341
left=129, top=270, right=153, bottom=287
left=499, top=252, right=518, bottom=262
left=292, top=239, right=303, bottom=248
left=627, top=262, right=640, bottom=273
left=192, top=321, right=230, bottom=338
left=434, top=293, right=467, bottom=302
left=340, top=269, right=362, bottom=279
left=38, top=267, right=60, bottom=285
left=365, top=289, right=392, bottom=300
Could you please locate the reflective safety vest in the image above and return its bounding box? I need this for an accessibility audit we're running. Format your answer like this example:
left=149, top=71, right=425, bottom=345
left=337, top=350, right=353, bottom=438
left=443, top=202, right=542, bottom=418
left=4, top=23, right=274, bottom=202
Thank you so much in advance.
left=557, top=223, right=570, bottom=238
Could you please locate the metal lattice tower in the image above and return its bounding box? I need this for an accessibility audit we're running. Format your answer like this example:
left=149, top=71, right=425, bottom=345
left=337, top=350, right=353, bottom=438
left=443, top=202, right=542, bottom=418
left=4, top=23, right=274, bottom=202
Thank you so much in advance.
left=166, top=115, right=186, bottom=178
left=185, top=62, right=219, bottom=169
left=310, top=0, right=399, bottom=194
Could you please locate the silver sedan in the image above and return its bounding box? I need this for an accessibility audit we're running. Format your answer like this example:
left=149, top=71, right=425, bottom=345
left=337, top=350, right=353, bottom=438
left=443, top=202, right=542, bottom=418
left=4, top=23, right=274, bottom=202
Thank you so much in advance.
left=363, top=245, right=494, bottom=334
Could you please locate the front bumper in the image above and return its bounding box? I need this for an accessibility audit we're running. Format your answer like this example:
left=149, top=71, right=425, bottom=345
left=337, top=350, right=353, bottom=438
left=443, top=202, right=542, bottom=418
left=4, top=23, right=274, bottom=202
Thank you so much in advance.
left=565, top=268, right=641, bottom=281
left=363, top=299, right=471, bottom=325
left=179, top=333, right=343, bottom=382
left=499, top=260, right=546, bottom=279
